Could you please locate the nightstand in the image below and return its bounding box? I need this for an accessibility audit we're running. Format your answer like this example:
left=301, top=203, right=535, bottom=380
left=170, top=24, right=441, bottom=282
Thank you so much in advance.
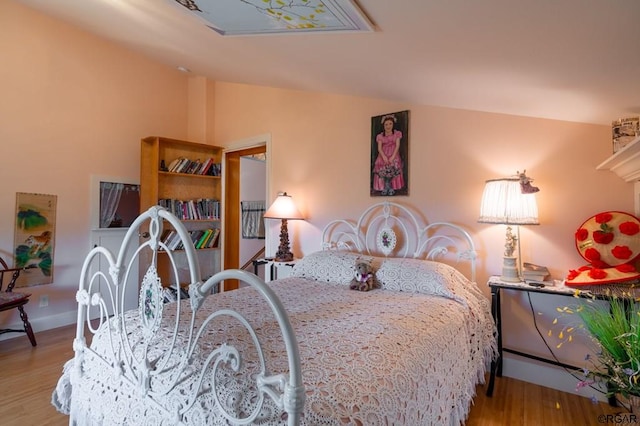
left=252, top=258, right=298, bottom=282
left=486, top=276, right=624, bottom=407
left=486, top=276, right=583, bottom=398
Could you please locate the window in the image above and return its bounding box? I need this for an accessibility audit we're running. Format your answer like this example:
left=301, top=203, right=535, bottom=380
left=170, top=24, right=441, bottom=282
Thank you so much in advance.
left=90, top=175, right=140, bottom=230
left=99, top=182, right=140, bottom=228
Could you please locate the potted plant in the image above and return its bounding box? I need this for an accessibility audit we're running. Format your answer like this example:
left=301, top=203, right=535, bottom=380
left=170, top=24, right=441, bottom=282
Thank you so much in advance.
left=573, top=290, right=640, bottom=410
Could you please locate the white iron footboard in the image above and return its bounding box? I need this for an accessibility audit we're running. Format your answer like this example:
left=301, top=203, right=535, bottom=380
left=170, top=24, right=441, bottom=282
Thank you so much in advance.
left=70, top=206, right=305, bottom=425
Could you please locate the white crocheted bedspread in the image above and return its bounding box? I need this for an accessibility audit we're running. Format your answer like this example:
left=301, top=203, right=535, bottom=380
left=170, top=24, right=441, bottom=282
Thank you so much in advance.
left=53, top=270, right=495, bottom=425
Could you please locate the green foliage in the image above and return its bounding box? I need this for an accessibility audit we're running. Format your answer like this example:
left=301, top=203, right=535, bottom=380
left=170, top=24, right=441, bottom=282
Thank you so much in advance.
left=16, top=209, right=48, bottom=230
left=37, top=252, right=52, bottom=276
left=14, top=245, right=32, bottom=268
left=14, top=244, right=52, bottom=275
left=578, top=294, right=640, bottom=398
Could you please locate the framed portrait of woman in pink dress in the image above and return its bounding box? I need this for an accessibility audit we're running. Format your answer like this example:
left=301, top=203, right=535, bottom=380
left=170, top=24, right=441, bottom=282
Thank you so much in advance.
left=370, top=110, right=409, bottom=196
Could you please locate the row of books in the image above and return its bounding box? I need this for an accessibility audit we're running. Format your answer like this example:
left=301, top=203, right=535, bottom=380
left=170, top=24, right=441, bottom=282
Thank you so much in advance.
left=158, top=198, right=220, bottom=221
left=165, top=157, right=222, bottom=176
left=160, top=228, right=220, bottom=251
left=522, top=263, right=550, bottom=283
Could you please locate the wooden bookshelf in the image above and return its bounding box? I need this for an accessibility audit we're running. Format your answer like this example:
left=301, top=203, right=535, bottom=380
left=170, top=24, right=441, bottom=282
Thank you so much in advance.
left=140, top=136, right=223, bottom=288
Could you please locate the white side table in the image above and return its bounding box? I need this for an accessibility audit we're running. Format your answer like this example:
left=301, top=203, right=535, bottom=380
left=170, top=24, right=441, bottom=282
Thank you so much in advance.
left=253, top=258, right=298, bottom=282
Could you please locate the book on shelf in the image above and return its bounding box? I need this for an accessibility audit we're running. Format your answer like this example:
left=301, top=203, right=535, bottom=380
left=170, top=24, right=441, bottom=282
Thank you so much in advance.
left=159, top=230, right=174, bottom=250
left=192, top=160, right=205, bottom=175
left=167, top=231, right=183, bottom=251
left=522, top=263, right=550, bottom=281
left=207, top=228, right=221, bottom=248
left=157, top=228, right=222, bottom=252
left=158, top=198, right=220, bottom=221
left=170, top=157, right=187, bottom=173
left=177, top=157, right=189, bottom=172
left=209, top=163, right=222, bottom=176
left=196, top=229, right=213, bottom=249
left=164, top=157, right=222, bottom=176
left=190, top=229, right=204, bottom=246
left=166, top=157, right=183, bottom=173
left=199, top=158, right=214, bottom=175
left=186, top=159, right=202, bottom=174
left=196, top=198, right=218, bottom=220
left=181, top=159, right=194, bottom=174
left=159, top=229, right=171, bottom=242
left=181, top=158, right=195, bottom=174
left=187, top=200, right=197, bottom=220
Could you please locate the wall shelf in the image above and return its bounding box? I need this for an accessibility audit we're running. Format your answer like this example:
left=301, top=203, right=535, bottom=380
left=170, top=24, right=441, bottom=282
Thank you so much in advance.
left=597, top=135, right=640, bottom=182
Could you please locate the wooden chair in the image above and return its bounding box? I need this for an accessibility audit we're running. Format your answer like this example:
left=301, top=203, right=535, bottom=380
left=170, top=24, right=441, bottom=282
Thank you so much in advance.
left=0, top=257, right=36, bottom=346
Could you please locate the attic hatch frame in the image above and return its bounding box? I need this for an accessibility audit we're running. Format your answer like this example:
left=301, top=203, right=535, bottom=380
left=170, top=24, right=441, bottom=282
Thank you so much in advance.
left=173, top=0, right=374, bottom=36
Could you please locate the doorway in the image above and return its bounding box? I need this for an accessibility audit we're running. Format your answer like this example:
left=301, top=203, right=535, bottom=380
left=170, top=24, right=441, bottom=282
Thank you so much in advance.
left=223, top=144, right=267, bottom=290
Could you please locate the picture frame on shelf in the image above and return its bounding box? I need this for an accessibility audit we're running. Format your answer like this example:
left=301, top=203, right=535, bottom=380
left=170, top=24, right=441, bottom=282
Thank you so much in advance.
left=612, top=116, right=639, bottom=153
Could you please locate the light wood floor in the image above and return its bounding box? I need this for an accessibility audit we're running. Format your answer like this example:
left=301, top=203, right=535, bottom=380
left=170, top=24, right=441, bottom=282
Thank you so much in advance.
left=0, top=325, right=628, bottom=425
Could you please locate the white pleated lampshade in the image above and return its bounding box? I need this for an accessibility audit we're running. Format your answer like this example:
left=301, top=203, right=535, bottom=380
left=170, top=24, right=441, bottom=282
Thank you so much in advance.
left=478, top=178, right=539, bottom=225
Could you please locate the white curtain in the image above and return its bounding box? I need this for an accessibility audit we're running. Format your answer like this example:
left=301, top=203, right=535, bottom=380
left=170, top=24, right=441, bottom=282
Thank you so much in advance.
left=100, top=182, right=124, bottom=228
left=241, top=201, right=265, bottom=239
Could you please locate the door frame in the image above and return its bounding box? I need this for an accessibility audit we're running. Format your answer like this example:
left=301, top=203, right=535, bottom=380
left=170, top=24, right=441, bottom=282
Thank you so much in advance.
left=222, top=134, right=271, bottom=291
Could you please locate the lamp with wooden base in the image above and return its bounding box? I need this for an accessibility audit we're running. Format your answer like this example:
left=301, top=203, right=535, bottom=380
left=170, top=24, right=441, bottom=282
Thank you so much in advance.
left=264, top=192, right=304, bottom=262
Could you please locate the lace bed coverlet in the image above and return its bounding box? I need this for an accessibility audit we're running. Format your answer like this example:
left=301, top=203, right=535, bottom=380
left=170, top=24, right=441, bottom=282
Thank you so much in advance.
left=53, top=259, right=495, bottom=425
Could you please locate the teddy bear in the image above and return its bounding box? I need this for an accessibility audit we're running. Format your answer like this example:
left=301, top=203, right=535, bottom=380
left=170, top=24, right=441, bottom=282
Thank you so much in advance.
left=350, top=261, right=375, bottom=292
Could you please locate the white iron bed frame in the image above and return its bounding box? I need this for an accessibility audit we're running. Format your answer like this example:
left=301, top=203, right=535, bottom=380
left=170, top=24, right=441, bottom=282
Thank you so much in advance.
left=68, top=206, right=304, bottom=425
left=60, top=201, right=478, bottom=425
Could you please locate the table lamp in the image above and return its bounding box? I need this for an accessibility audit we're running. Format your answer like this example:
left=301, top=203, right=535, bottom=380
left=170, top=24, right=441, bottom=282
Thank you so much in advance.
left=263, top=192, right=304, bottom=262
left=478, top=173, right=539, bottom=282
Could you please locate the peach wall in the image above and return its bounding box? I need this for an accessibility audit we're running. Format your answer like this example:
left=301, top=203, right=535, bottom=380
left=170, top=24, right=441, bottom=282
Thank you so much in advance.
left=212, top=82, right=632, bottom=276
left=187, top=76, right=217, bottom=144
left=0, top=2, right=189, bottom=331
left=212, top=81, right=634, bottom=397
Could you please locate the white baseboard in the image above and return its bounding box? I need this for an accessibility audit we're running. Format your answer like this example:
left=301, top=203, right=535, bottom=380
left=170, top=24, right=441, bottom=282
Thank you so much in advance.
left=0, top=311, right=76, bottom=343
left=502, top=354, right=609, bottom=403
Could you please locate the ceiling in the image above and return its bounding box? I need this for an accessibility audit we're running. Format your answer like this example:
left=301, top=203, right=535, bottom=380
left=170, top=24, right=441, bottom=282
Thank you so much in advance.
left=16, top=0, right=640, bottom=125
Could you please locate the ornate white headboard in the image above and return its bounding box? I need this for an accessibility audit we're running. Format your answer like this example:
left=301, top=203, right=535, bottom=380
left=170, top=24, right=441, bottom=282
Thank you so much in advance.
left=321, top=202, right=477, bottom=281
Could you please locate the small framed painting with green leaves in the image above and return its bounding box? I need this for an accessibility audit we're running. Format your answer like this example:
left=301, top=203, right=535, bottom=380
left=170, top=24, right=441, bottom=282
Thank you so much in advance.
left=13, top=192, right=57, bottom=286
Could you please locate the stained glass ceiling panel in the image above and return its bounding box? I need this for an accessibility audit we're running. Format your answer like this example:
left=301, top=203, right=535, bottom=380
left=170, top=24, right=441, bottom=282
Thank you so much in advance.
left=174, top=0, right=374, bottom=36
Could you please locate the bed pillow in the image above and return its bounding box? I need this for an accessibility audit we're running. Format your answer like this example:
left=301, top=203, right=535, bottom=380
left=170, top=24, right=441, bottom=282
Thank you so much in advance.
left=291, top=250, right=377, bottom=285
left=293, top=251, right=468, bottom=303
left=375, top=257, right=465, bottom=303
